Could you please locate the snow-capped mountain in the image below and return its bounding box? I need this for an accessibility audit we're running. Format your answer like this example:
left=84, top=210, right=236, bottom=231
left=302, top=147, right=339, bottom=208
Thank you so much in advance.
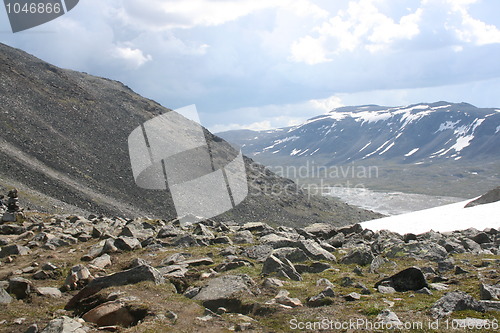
left=219, top=102, right=500, bottom=165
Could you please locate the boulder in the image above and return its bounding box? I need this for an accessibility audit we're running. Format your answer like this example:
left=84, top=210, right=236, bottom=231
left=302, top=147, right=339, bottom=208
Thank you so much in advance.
left=430, top=291, right=485, bottom=318
left=260, top=234, right=298, bottom=249
left=8, top=277, right=35, bottom=299
left=298, top=240, right=336, bottom=262
left=0, top=224, right=26, bottom=235
left=192, top=274, right=258, bottom=312
left=82, top=301, right=136, bottom=327
left=66, top=264, right=164, bottom=310
left=376, top=309, right=402, bottom=326
left=40, top=316, right=87, bottom=333
left=262, top=255, right=302, bottom=281
left=303, top=223, right=337, bottom=239
left=0, top=287, right=13, bottom=304
left=37, top=287, right=62, bottom=298
left=62, top=265, right=93, bottom=291
left=0, top=244, right=30, bottom=258
left=307, top=287, right=335, bottom=307
left=232, top=230, right=254, bottom=244
left=89, top=254, right=112, bottom=269
left=114, top=237, right=141, bottom=251
left=340, top=247, right=374, bottom=266
left=480, top=283, right=500, bottom=300
left=272, top=247, right=309, bottom=263
left=375, top=267, right=428, bottom=292
left=242, top=245, right=273, bottom=262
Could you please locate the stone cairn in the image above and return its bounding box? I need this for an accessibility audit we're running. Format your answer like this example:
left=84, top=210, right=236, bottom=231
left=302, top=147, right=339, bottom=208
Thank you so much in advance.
left=0, top=189, right=24, bottom=223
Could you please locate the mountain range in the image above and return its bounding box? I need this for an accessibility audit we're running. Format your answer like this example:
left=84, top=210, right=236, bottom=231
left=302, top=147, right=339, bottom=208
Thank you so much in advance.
left=0, top=42, right=381, bottom=227
left=218, top=102, right=499, bottom=197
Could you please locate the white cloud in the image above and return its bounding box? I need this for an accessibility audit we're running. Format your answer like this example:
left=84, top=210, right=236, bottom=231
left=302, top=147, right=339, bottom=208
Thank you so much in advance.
left=449, top=2, right=500, bottom=45
left=289, top=35, right=330, bottom=64
left=111, top=45, right=152, bottom=68
left=309, top=95, right=344, bottom=112
left=286, top=0, right=425, bottom=65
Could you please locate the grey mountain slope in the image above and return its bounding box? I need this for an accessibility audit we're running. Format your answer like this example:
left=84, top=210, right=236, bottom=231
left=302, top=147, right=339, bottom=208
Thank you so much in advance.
left=0, top=42, right=381, bottom=227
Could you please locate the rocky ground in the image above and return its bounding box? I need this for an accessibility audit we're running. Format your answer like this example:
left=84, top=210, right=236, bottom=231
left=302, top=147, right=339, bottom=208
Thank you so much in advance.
left=0, top=211, right=499, bottom=332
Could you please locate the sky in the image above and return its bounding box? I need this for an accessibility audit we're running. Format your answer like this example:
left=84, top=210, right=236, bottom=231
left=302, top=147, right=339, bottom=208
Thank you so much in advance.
left=1, top=0, right=500, bottom=132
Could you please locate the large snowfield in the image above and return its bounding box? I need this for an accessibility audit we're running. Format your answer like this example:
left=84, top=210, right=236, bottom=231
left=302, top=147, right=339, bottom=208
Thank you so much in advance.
left=361, top=199, right=500, bottom=234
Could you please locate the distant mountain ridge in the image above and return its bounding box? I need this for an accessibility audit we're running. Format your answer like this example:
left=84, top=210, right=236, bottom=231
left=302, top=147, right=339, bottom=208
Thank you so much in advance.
left=219, top=102, right=500, bottom=165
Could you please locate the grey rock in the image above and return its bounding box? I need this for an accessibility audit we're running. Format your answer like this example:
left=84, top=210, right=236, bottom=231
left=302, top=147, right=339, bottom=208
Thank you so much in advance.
left=471, top=232, right=492, bottom=244
left=295, top=262, right=332, bottom=274
left=0, top=244, right=30, bottom=258
left=303, top=223, right=337, bottom=239
left=40, top=316, right=87, bottom=333
left=369, top=256, right=389, bottom=273
left=37, top=287, right=62, bottom=298
left=344, top=292, right=361, bottom=301
left=193, top=223, right=215, bottom=239
left=338, top=224, right=363, bottom=235
left=157, top=225, right=182, bottom=238
left=298, top=240, right=336, bottom=262
left=89, top=254, right=112, bottom=269
left=242, top=245, right=273, bottom=262
left=376, top=309, right=402, bottom=326
left=8, top=277, right=35, bottom=299
left=377, top=285, right=396, bottom=294
left=0, top=224, right=26, bottom=235
left=114, top=237, right=141, bottom=251
left=454, top=266, right=469, bottom=274
left=232, top=230, right=254, bottom=244
left=211, top=236, right=233, bottom=245
left=241, top=222, right=273, bottom=232
left=480, top=300, right=500, bottom=311
left=326, top=233, right=345, bottom=248
left=437, top=259, right=455, bottom=272
left=375, top=267, right=428, bottom=292
left=63, top=265, right=92, bottom=291
left=441, top=240, right=466, bottom=254
left=176, top=257, right=214, bottom=267
left=415, top=287, right=433, bottom=295
left=272, top=247, right=309, bottom=263
left=0, top=287, right=13, bottom=304
left=260, top=234, right=298, bottom=249
left=307, top=287, right=335, bottom=307
left=386, top=242, right=448, bottom=261
left=262, top=255, right=302, bottom=281
left=24, top=324, right=38, bottom=333
left=183, top=286, right=202, bottom=299
left=430, top=291, right=485, bottom=318
left=480, top=283, right=500, bottom=300
left=340, top=247, right=374, bottom=266
left=66, top=264, right=164, bottom=310
left=193, top=274, right=258, bottom=312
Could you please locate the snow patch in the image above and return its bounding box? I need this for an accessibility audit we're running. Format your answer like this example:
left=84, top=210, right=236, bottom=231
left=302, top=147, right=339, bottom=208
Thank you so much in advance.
left=496, top=125, right=500, bottom=134
left=361, top=200, right=500, bottom=234
left=405, top=148, right=419, bottom=157
left=450, top=135, right=474, bottom=152
left=432, top=105, right=451, bottom=110
left=359, top=142, right=371, bottom=152
left=379, top=142, right=395, bottom=155
left=290, top=148, right=301, bottom=156
left=436, top=120, right=460, bottom=132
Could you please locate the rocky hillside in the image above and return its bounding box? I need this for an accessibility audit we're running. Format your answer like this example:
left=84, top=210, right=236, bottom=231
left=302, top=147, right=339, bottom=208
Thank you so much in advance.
left=0, top=207, right=498, bottom=332
left=0, top=42, right=381, bottom=227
